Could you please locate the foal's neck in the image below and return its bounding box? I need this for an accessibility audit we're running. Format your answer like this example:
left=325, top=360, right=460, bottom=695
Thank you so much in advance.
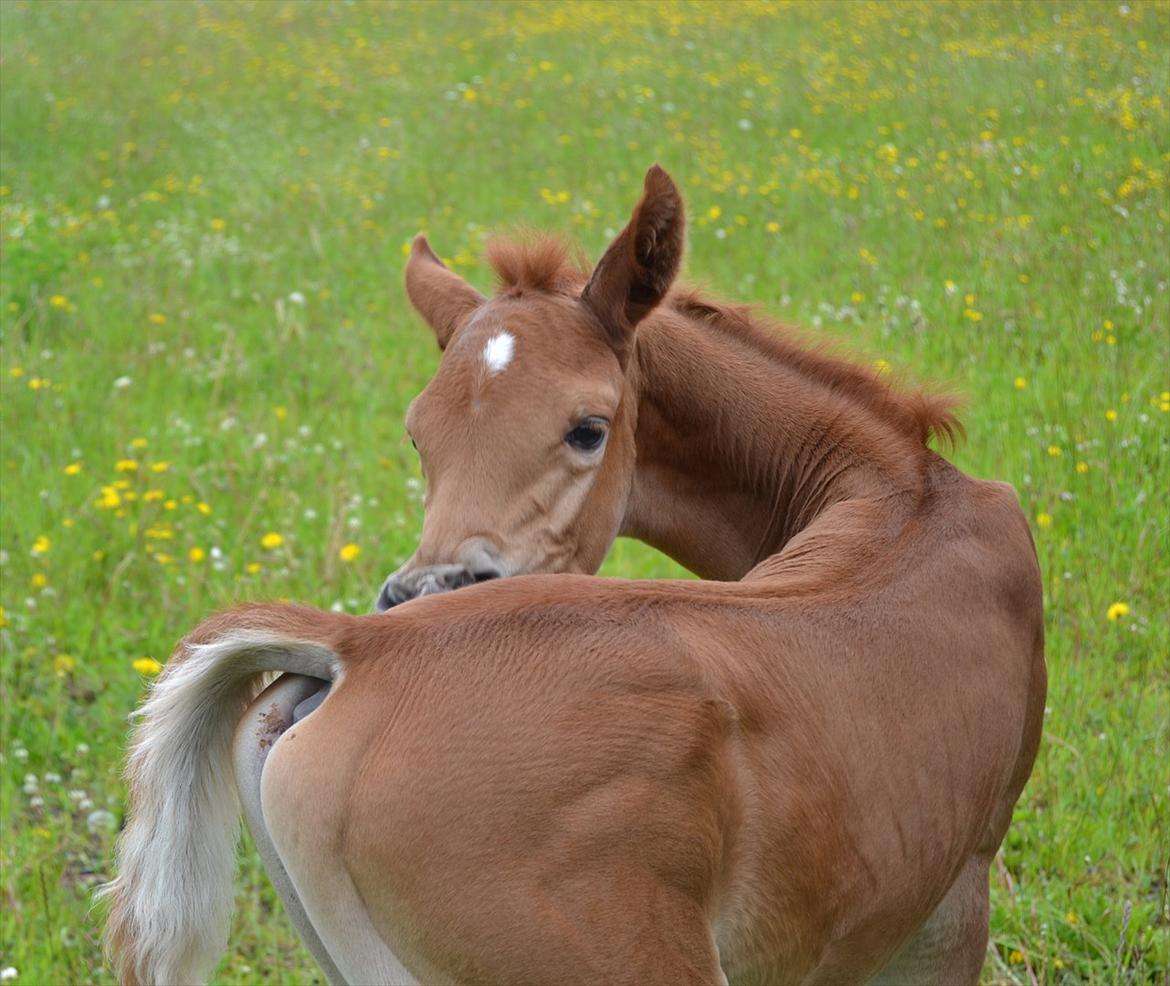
left=621, top=302, right=931, bottom=581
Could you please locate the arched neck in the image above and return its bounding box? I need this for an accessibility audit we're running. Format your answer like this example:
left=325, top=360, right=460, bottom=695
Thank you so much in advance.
left=620, top=307, right=929, bottom=581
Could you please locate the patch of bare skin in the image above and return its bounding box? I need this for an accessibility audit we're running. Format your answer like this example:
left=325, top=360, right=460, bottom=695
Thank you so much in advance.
left=256, top=703, right=287, bottom=749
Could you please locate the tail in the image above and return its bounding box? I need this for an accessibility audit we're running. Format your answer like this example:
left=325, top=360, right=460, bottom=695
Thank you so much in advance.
left=98, top=604, right=343, bottom=985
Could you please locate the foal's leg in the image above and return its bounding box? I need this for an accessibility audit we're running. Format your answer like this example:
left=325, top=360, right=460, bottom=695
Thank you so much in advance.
left=867, top=855, right=991, bottom=986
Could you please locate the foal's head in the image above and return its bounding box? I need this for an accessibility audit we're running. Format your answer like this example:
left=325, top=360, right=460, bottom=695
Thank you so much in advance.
left=375, top=166, right=684, bottom=610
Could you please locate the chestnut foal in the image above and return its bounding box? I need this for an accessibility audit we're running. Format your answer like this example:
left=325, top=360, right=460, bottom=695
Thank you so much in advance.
left=103, top=167, right=1045, bottom=986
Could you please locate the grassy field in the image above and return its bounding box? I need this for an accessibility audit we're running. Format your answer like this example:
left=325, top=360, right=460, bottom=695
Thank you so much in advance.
left=1, top=1, right=1167, bottom=983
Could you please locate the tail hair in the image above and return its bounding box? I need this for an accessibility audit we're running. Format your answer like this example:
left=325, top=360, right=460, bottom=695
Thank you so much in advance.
left=98, top=612, right=339, bottom=985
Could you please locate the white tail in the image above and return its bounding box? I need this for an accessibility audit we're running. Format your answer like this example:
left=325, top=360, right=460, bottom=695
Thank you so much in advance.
left=99, top=629, right=339, bottom=986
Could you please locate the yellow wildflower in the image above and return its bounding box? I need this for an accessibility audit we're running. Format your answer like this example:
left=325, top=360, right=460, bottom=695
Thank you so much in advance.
left=133, top=657, right=163, bottom=676
left=210, top=218, right=226, bottom=231
left=0, top=607, right=7, bottom=628
left=1014, top=377, right=1027, bottom=390
left=1047, top=446, right=1062, bottom=457
left=1076, top=462, right=1089, bottom=474
left=339, top=543, right=361, bottom=562
left=1105, top=409, right=1118, bottom=422
left=189, top=547, right=206, bottom=563
left=32, top=535, right=50, bottom=554
left=1035, top=512, right=1052, bottom=529
left=49, top=294, right=69, bottom=309
left=707, top=206, right=722, bottom=221
left=245, top=561, right=262, bottom=574
left=1106, top=602, right=1130, bottom=621
left=150, top=461, right=170, bottom=472
left=115, top=459, right=139, bottom=472
left=31, top=573, right=47, bottom=588
left=261, top=532, right=284, bottom=550
left=9, top=366, right=24, bottom=378
left=196, top=501, right=212, bottom=515
left=148, top=313, right=167, bottom=325
left=54, top=654, right=76, bottom=675
left=64, top=461, right=83, bottom=475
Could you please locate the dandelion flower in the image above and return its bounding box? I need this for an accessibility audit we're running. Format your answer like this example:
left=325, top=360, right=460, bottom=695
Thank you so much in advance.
left=1106, top=602, right=1130, bottom=621
left=63, top=462, right=82, bottom=475
left=148, top=313, right=167, bottom=325
left=261, top=532, right=284, bottom=550
left=245, top=561, right=262, bottom=574
left=1105, top=409, right=1118, bottom=422
left=196, top=501, right=212, bottom=515
left=31, top=535, right=50, bottom=555
left=31, top=573, right=47, bottom=589
left=115, top=459, right=139, bottom=472
left=339, top=543, right=361, bottom=562
left=1035, top=512, right=1052, bottom=529
left=49, top=295, right=68, bottom=309
left=210, top=218, right=226, bottom=231
left=133, top=657, right=163, bottom=676
left=188, top=547, right=206, bottom=563
left=1014, top=377, right=1027, bottom=390
left=53, top=654, right=75, bottom=675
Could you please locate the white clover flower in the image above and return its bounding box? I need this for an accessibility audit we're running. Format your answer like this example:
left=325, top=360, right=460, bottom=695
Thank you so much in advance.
left=86, top=809, right=117, bottom=833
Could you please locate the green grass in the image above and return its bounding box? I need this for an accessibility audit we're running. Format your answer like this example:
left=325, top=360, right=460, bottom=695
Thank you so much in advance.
left=1, top=1, right=1167, bottom=983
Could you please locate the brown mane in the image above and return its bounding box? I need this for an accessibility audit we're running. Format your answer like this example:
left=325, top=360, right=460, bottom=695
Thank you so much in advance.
left=667, top=289, right=963, bottom=450
left=483, top=237, right=963, bottom=450
left=486, top=234, right=588, bottom=295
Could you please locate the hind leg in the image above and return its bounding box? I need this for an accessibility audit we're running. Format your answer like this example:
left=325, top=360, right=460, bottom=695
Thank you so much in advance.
left=868, top=855, right=991, bottom=986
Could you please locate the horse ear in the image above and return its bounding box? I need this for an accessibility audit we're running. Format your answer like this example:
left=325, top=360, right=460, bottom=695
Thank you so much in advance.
left=404, top=235, right=485, bottom=349
left=581, top=165, right=685, bottom=363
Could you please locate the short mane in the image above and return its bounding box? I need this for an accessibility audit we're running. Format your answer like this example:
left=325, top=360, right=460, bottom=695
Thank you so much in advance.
left=487, top=234, right=589, bottom=295
left=669, top=289, right=964, bottom=450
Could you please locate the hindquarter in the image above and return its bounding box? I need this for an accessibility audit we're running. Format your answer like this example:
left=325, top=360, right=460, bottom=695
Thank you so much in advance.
left=262, top=636, right=739, bottom=985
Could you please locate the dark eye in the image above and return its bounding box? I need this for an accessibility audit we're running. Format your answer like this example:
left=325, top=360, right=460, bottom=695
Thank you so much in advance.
left=565, top=418, right=608, bottom=452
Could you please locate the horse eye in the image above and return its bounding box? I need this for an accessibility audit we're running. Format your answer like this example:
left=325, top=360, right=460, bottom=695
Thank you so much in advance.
left=565, top=419, right=607, bottom=452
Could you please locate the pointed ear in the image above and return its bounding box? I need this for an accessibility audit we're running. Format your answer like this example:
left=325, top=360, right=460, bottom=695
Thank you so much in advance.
left=404, top=234, right=485, bottom=349
left=580, top=165, right=685, bottom=363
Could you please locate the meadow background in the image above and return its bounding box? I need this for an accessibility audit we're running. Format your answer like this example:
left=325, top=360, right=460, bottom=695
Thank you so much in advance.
left=1, top=1, right=1167, bottom=983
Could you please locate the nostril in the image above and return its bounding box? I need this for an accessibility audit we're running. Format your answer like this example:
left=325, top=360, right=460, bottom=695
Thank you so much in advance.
left=375, top=580, right=404, bottom=612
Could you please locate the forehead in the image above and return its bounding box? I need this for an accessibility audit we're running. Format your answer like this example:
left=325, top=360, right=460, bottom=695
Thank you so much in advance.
left=409, top=294, right=622, bottom=427
left=440, top=295, right=621, bottom=391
